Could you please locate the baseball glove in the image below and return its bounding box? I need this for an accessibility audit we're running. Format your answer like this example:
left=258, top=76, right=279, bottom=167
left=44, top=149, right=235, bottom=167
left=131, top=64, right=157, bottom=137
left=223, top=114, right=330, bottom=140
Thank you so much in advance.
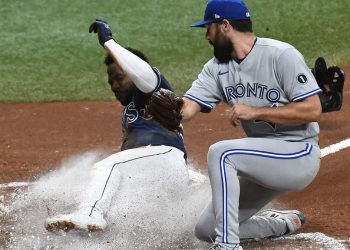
left=145, top=88, right=184, bottom=132
left=312, top=57, right=345, bottom=113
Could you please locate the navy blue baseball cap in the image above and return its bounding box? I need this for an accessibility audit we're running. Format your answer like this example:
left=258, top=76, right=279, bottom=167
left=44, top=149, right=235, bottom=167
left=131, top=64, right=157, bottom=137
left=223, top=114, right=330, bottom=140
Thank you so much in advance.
left=191, top=0, right=250, bottom=27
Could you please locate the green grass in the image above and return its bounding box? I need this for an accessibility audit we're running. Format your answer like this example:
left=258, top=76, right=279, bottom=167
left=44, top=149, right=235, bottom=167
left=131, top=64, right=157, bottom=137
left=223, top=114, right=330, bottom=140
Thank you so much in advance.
left=0, top=0, right=349, bottom=102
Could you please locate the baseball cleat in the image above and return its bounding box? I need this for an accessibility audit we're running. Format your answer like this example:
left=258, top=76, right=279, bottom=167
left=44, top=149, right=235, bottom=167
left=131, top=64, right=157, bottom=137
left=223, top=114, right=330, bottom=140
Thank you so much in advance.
left=257, top=209, right=305, bottom=236
left=44, top=207, right=107, bottom=233
left=209, top=243, right=243, bottom=250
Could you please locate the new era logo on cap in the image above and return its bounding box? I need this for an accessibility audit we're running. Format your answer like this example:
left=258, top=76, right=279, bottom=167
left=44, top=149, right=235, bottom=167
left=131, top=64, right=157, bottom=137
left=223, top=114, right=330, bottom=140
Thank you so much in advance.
left=191, top=0, right=251, bottom=27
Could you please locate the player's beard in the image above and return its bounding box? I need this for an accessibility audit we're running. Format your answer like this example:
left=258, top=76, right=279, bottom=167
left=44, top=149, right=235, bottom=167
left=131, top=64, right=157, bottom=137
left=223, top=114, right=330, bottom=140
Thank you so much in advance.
left=115, top=83, right=136, bottom=106
left=212, top=29, right=233, bottom=63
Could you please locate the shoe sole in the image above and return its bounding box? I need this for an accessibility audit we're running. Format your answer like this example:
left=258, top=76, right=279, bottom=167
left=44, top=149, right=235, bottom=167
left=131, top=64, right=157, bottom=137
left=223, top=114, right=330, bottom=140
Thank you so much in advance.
left=45, top=220, right=104, bottom=233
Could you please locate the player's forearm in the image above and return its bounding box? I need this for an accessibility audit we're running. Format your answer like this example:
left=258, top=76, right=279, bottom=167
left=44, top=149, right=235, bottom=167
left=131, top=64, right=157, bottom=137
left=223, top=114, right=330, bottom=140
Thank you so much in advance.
left=253, top=97, right=322, bottom=125
left=231, top=95, right=321, bottom=125
left=181, top=97, right=202, bottom=122
left=254, top=107, right=317, bottom=125
left=104, top=40, right=158, bottom=93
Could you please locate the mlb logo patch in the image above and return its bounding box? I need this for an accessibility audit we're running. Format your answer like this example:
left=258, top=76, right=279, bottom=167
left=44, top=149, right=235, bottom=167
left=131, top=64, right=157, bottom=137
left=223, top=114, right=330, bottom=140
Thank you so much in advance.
left=297, top=73, right=308, bottom=84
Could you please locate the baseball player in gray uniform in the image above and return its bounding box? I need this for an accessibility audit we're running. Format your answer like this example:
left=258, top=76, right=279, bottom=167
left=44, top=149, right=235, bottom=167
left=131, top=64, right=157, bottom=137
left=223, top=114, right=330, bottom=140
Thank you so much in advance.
left=180, top=0, right=322, bottom=249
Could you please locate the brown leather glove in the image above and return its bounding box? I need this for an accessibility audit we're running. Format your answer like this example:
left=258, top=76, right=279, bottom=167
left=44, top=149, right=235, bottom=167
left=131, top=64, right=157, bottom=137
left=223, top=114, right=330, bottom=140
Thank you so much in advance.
left=145, top=88, right=184, bottom=132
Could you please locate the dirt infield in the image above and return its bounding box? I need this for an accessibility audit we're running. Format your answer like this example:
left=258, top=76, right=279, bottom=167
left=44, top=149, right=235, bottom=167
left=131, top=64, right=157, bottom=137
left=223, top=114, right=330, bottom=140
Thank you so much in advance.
left=0, top=67, right=349, bottom=249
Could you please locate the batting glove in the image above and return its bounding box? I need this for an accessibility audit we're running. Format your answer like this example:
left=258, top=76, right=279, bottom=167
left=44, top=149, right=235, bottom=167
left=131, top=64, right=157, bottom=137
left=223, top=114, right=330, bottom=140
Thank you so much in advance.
left=89, top=19, right=113, bottom=47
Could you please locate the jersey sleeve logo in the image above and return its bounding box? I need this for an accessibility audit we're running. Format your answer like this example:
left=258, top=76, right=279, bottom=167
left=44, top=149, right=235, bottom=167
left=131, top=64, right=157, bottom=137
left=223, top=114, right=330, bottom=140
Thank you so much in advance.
left=297, top=74, right=308, bottom=84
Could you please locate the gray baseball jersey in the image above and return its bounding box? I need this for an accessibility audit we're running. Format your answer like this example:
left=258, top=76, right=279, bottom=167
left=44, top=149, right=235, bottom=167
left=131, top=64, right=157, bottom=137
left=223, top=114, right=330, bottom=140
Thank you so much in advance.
left=186, top=38, right=322, bottom=246
left=184, top=37, right=322, bottom=144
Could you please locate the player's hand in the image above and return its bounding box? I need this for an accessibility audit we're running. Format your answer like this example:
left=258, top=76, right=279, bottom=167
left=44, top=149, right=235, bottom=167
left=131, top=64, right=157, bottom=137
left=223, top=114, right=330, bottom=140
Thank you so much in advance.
left=229, top=103, right=257, bottom=127
left=89, top=19, right=113, bottom=47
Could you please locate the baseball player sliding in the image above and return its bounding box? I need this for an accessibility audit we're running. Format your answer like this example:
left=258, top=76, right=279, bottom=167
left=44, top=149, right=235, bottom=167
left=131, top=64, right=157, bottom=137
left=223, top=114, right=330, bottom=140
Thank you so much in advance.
left=44, top=20, right=188, bottom=233
left=179, top=0, right=325, bottom=249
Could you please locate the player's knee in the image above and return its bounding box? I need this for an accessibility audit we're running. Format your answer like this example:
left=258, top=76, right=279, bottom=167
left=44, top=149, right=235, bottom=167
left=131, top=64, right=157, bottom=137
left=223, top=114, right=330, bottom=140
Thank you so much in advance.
left=207, top=140, right=237, bottom=166
left=207, top=141, right=225, bottom=162
left=194, top=221, right=214, bottom=242
left=92, top=161, right=103, bottom=170
left=91, top=161, right=113, bottom=172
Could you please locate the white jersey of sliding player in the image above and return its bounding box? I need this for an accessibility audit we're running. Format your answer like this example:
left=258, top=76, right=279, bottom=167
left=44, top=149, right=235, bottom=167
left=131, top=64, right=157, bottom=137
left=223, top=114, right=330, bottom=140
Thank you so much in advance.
left=184, top=37, right=322, bottom=144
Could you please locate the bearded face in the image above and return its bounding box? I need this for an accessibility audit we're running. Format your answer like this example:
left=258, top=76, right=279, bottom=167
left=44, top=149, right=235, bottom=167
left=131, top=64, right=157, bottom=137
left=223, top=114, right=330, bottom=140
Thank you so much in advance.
left=211, top=27, right=234, bottom=63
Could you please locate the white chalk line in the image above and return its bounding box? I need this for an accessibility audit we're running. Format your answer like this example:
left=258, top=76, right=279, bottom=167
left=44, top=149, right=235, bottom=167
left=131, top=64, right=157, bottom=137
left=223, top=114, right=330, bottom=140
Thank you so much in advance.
left=0, top=181, right=31, bottom=189
left=0, top=139, right=349, bottom=249
left=277, top=232, right=348, bottom=250
left=321, top=138, right=350, bottom=157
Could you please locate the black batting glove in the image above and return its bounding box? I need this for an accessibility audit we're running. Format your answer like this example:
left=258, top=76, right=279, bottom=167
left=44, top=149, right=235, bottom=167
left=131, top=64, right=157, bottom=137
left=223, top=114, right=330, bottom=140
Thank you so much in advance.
left=89, top=19, right=113, bottom=47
